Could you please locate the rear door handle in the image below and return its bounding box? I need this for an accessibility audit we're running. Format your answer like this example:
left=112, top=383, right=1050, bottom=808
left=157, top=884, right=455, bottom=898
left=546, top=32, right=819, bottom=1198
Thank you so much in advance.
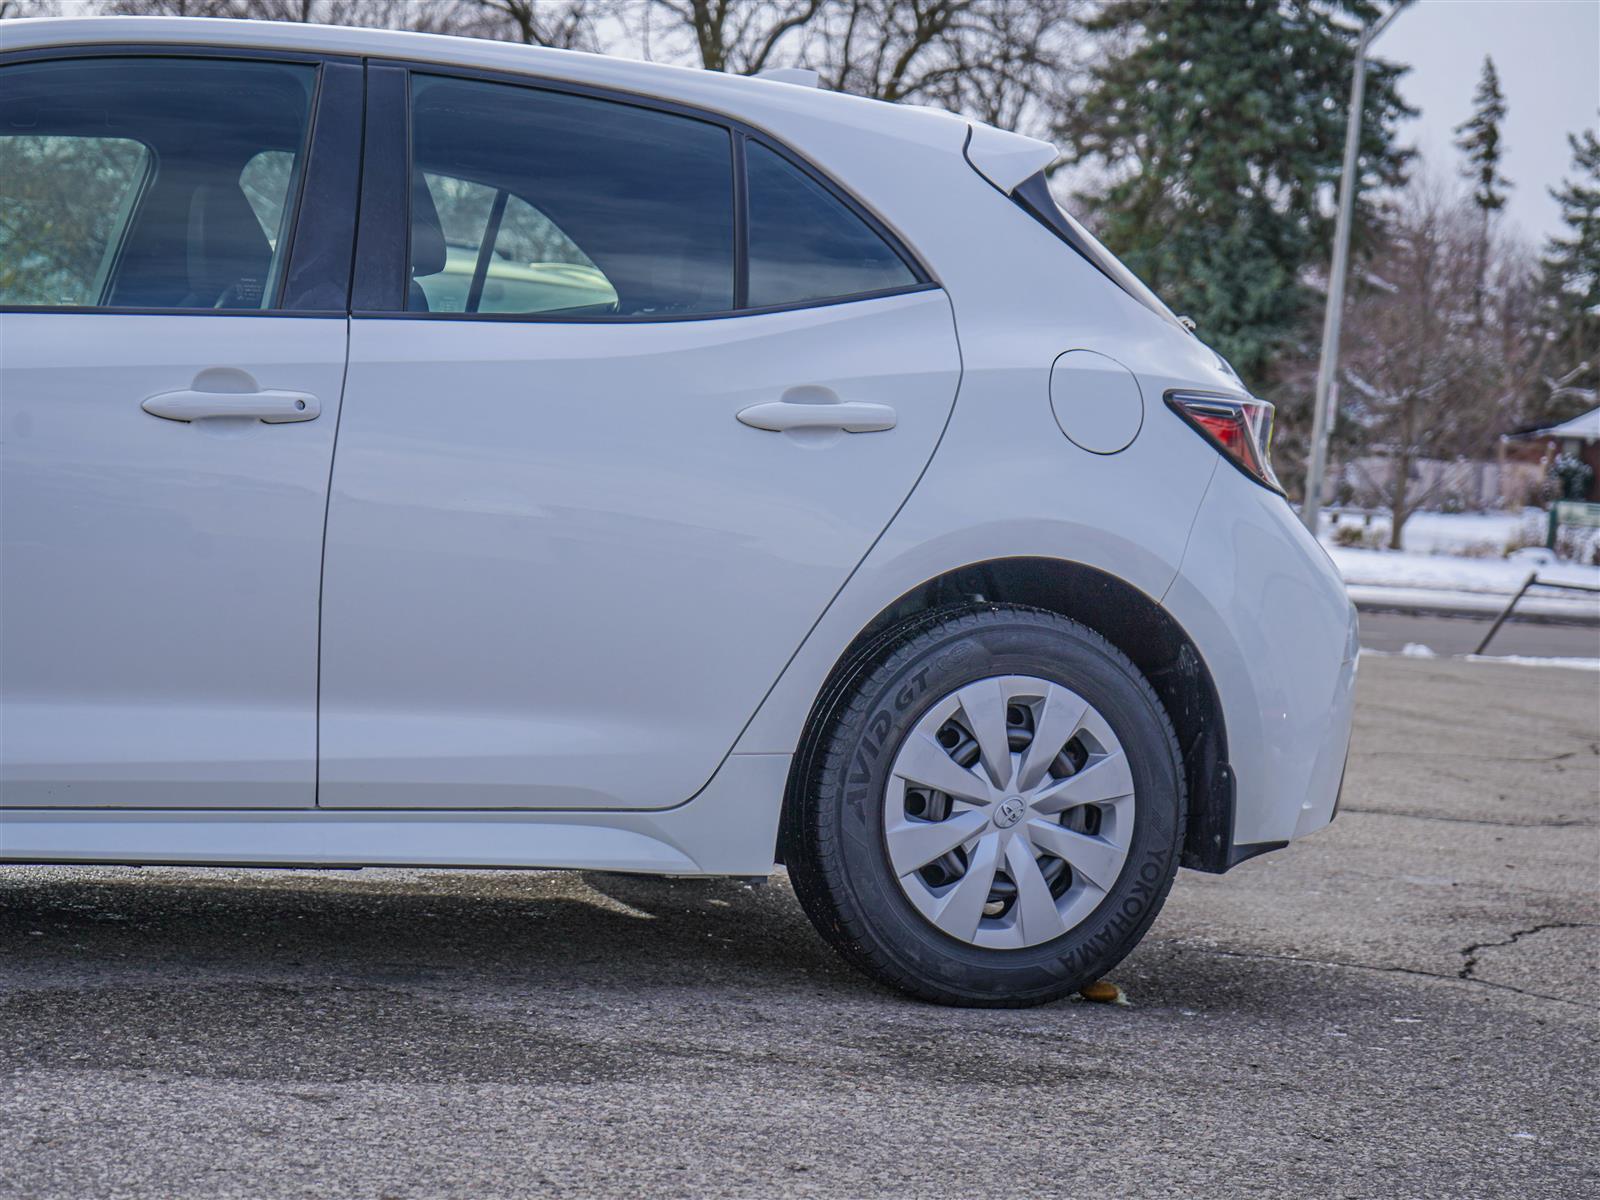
left=141, top=388, right=320, bottom=423
left=736, top=400, right=896, bottom=433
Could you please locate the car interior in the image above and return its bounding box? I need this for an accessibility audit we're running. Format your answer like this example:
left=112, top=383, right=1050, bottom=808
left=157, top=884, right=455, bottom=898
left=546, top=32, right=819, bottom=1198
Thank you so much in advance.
left=0, top=56, right=312, bottom=310
left=405, top=74, right=735, bottom=317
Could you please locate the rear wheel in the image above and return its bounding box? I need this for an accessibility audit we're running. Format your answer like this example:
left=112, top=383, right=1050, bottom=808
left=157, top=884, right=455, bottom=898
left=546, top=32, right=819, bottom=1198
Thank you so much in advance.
left=786, top=604, right=1185, bottom=1006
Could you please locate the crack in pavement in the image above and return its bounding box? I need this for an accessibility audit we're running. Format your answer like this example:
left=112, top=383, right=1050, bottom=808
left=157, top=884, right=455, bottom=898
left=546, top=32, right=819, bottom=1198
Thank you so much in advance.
left=1174, top=943, right=1600, bottom=1011
left=1339, top=806, right=1599, bottom=829
left=1458, top=922, right=1599, bottom=981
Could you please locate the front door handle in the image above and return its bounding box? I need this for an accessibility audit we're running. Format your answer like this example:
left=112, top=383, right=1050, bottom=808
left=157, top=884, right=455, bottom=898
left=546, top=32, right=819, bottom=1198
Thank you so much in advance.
left=736, top=400, right=896, bottom=433
left=142, top=388, right=321, bottom=423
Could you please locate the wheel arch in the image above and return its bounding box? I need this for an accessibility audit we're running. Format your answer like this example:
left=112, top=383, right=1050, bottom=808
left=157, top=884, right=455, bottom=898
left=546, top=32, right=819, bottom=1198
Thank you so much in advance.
left=778, top=556, right=1237, bottom=874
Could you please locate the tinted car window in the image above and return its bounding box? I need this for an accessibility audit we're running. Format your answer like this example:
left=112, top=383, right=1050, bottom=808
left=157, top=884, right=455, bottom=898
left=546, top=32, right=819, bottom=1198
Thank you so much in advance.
left=745, top=141, right=916, bottom=309
left=414, top=171, right=617, bottom=316
left=0, top=57, right=315, bottom=310
left=407, top=75, right=733, bottom=317
left=0, top=132, right=149, bottom=307
left=239, top=149, right=298, bottom=252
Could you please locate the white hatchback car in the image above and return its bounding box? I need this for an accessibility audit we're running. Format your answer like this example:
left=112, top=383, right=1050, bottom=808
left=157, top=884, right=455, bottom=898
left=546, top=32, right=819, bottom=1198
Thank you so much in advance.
left=0, top=17, right=1357, bottom=1006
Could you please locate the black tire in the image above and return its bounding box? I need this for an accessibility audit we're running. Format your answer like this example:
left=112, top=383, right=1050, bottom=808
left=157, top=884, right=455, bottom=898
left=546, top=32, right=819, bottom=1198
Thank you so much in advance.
left=786, top=603, right=1186, bottom=1007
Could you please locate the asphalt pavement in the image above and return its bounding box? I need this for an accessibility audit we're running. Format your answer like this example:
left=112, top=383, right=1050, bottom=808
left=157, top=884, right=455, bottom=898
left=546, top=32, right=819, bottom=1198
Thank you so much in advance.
left=1359, top=609, right=1600, bottom=657
left=2, top=655, right=1597, bottom=1199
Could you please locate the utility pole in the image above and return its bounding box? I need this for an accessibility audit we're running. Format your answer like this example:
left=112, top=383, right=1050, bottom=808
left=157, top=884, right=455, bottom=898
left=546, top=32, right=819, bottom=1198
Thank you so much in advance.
left=1302, top=1, right=1410, bottom=533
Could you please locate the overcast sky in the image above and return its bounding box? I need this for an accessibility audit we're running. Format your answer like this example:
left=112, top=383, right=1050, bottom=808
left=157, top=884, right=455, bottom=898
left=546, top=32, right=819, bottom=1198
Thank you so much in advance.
left=1377, top=0, right=1599, bottom=244
left=27, top=0, right=1598, bottom=245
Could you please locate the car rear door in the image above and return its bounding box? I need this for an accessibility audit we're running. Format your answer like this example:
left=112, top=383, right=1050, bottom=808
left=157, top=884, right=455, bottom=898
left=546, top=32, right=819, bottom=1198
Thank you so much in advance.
left=318, top=66, right=962, bottom=810
left=0, top=51, right=361, bottom=808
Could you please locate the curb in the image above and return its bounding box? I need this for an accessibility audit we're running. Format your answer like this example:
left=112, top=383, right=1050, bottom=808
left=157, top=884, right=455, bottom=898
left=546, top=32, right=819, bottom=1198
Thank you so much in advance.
left=1349, top=588, right=1600, bottom=628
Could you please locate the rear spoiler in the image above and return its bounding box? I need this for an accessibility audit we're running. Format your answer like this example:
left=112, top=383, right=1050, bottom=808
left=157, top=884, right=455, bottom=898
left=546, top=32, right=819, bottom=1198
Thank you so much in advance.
left=962, top=122, right=1057, bottom=194
left=962, top=120, right=1193, bottom=339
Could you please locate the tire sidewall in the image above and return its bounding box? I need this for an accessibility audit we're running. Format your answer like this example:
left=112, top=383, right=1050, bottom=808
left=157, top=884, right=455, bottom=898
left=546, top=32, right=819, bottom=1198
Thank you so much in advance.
left=824, top=610, right=1182, bottom=999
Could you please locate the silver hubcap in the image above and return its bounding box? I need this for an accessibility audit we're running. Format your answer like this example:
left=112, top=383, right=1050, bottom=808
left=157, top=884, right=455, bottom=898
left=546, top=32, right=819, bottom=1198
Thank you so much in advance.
left=882, top=674, right=1136, bottom=949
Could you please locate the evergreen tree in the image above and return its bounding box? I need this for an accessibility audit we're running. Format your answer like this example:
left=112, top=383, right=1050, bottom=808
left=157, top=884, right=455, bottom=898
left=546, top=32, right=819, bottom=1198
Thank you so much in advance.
left=1453, top=56, right=1510, bottom=216
left=1453, top=56, right=1510, bottom=317
left=1057, top=0, right=1412, bottom=400
left=1537, top=126, right=1600, bottom=422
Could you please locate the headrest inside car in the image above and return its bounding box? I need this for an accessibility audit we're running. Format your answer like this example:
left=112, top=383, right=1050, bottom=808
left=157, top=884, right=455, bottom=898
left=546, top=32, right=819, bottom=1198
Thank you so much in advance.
left=411, top=173, right=447, bottom=278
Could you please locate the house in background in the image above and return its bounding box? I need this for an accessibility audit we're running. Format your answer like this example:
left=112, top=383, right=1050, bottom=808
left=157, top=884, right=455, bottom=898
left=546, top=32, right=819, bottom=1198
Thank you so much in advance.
left=1499, top=406, right=1600, bottom=504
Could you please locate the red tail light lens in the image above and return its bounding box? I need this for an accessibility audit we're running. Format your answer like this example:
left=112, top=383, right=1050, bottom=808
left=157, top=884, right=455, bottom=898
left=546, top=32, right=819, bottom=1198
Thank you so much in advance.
left=1165, top=393, right=1283, bottom=494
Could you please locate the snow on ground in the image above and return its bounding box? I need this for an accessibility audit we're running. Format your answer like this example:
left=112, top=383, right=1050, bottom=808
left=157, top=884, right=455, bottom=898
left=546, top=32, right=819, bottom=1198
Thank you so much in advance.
left=1463, top=654, right=1600, bottom=671
left=1317, top=508, right=1600, bottom=620
left=1339, top=583, right=1598, bottom=620
left=1360, top=648, right=1600, bottom=671
left=1326, top=544, right=1599, bottom=594
left=1326, top=509, right=1531, bottom=556
left=1320, top=506, right=1600, bottom=560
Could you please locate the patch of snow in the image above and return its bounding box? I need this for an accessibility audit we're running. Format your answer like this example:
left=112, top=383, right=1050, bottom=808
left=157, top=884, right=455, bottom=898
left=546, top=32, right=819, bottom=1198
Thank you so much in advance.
left=1315, top=509, right=1600, bottom=620
left=1462, top=654, right=1600, bottom=671
left=1400, top=642, right=1437, bottom=657
left=1329, top=545, right=1600, bottom=596
left=1322, top=508, right=1536, bottom=555
left=1360, top=649, right=1600, bottom=671
left=1323, top=507, right=1600, bottom=564
left=1343, top=583, right=1599, bottom=621
left=1506, top=546, right=1559, bottom=567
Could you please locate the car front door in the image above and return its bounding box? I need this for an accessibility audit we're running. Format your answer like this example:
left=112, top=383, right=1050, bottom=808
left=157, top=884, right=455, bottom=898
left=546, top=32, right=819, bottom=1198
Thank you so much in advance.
left=0, top=53, right=361, bottom=808
left=318, top=68, right=962, bottom=810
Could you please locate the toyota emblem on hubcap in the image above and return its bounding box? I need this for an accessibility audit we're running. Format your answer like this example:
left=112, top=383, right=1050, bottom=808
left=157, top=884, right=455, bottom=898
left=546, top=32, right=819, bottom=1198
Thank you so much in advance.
left=994, top=796, right=1026, bottom=828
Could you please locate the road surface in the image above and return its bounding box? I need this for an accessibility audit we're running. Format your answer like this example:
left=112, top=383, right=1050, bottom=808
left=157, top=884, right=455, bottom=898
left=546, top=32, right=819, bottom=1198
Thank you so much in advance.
left=2, top=656, right=1596, bottom=1198
left=1359, top=609, right=1599, bottom=657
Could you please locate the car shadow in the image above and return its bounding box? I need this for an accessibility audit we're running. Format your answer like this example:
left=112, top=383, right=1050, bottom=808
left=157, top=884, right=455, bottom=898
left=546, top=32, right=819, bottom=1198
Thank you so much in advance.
left=0, top=867, right=905, bottom=1083
left=0, top=867, right=848, bottom=991
left=0, top=863, right=1379, bottom=1087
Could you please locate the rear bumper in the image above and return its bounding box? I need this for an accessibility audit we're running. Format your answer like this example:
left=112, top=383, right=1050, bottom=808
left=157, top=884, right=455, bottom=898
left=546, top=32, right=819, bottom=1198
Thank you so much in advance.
left=1164, top=465, right=1359, bottom=850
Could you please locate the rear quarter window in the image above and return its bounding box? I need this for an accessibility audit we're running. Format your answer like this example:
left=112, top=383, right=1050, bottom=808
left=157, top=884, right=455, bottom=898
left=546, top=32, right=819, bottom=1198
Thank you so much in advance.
left=744, top=141, right=917, bottom=309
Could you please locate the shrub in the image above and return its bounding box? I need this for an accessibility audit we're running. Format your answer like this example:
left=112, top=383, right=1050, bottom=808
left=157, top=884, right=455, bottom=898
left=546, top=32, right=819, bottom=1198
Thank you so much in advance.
left=1332, top=524, right=1380, bottom=548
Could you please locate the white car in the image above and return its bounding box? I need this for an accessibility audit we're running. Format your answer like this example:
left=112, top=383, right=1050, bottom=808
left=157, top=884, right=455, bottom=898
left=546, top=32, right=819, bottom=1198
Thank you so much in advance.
left=0, top=17, right=1358, bottom=1006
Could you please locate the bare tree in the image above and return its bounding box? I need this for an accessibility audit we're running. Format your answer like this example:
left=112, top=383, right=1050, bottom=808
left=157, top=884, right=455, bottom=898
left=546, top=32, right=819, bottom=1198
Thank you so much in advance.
left=628, top=0, right=1082, bottom=137
left=99, top=0, right=608, bottom=47
left=1339, top=177, right=1543, bottom=545
left=630, top=0, right=824, bottom=74
left=808, top=0, right=1079, bottom=131
left=102, top=0, right=456, bottom=29
left=65, top=0, right=1083, bottom=136
left=464, top=0, right=610, bottom=49
left=0, top=0, right=66, bottom=15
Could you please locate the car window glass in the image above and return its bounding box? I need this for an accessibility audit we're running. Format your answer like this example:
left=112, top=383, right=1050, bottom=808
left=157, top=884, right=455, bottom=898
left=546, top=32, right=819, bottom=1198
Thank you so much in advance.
left=745, top=140, right=916, bottom=309
left=415, top=171, right=618, bottom=315
left=240, top=149, right=297, bottom=249
left=0, top=133, right=150, bottom=307
left=238, top=148, right=301, bottom=301
left=480, top=195, right=616, bottom=315
left=407, top=74, right=732, bottom=317
left=414, top=173, right=495, bottom=313
left=0, top=57, right=315, bottom=311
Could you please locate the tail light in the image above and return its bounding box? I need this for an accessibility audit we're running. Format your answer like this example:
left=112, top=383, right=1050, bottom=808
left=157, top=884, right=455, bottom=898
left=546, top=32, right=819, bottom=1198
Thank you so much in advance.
left=1165, top=392, right=1283, bottom=494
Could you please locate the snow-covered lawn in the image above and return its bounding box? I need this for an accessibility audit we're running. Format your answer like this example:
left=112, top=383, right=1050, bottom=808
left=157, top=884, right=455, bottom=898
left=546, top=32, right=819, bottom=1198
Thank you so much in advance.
left=1326, top=545, right=1598, bottom=594
left=1327, top=509, right=1531, bottom=555
left=1360, top=647, right=1600, bottom=670
left=1320, top=507, right=1559, bottom=556
left=1317, top=509, right=1600, bottom=620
